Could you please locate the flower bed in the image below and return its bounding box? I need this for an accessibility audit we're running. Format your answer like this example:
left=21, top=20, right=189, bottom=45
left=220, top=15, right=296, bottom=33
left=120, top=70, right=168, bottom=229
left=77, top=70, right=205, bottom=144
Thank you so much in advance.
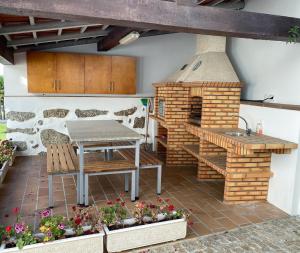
left=0, top=140, right=16, bottom=184
left=0, top=197, right=189, bottom=253
left=100, top=197, right=188, bottom=252
left=0, top=207, right=104, bottom=253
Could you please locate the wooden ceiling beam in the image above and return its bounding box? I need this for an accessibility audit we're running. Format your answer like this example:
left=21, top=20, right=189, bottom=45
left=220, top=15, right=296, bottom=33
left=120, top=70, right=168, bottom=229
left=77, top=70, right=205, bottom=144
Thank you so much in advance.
left=0, top=0, right=299, bottom=42
left=15, top=37, right=101, bottom=52
left=7, top=29, right=108, bottom=47
left=0, top=21, right=102, bottom=35
left=97, top=27, right=136, bottom=51
left=0, top=36, right=14, bottom=64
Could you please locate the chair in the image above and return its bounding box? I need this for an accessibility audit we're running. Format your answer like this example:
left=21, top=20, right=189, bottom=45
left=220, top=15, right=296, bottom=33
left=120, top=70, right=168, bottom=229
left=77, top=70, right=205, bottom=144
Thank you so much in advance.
left=84, top=159, right=136, bottom=206
left=47, top=144, right=80, bottom=208
left=118, top=148, right=163, bottom=195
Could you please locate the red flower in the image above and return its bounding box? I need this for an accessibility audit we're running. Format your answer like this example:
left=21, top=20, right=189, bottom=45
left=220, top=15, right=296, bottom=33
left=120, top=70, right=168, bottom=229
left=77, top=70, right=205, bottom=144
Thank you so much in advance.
left=5, top=226, right=12, bottom=233
left=149, top=204, right=156, bottom=209
left=4, top=214, right=9, bottom=218
left=157, top=197, right=162, bottom=203
left=106, top=201, right=113, bottom=205
left=165, top=198, right=170, bottom=202
left=115, top=198, right=121, bottom=202
left=72, top=206, right=77, bottom=211
left=12, top=207, right=19, bottom=214
left=167, top=205, right=175, bottom=212
left=121, top=202, right=125, bottom=207
left=75, top=217, right=82, bottom=225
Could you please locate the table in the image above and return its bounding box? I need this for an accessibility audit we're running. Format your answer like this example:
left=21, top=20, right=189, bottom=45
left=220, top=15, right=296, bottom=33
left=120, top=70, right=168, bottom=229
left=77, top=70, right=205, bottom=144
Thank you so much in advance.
left=66, top=120, right=143, bottom=204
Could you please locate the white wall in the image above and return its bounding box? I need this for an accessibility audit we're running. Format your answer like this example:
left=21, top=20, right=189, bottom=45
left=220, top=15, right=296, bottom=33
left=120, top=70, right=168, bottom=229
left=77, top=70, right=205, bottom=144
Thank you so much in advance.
left=228, top=0, right=300, bottom=104
left=4, top=33, right=196, bottom=155
left=240, top=105, right=300, bottom=215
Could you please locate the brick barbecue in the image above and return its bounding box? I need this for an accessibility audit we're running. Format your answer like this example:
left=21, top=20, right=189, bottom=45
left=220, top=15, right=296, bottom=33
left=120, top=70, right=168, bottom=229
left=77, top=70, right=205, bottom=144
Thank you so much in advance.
left=151, top=35, right=297, bottom=204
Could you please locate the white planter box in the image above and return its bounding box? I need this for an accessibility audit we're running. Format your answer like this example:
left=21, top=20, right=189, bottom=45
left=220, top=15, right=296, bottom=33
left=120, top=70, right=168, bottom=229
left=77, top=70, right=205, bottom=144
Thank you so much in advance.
left=0, top=232, right=104, bottom=253
left=0, top=161, right=9, bottom=184
left=104, top=219, right=187, bottom=252
left=9, top=146, right=17, bottom=167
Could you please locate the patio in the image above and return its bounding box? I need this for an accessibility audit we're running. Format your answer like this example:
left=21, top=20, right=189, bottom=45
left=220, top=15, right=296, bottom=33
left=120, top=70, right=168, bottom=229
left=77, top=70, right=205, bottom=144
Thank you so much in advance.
left=0, top=153, right=287, bottom=238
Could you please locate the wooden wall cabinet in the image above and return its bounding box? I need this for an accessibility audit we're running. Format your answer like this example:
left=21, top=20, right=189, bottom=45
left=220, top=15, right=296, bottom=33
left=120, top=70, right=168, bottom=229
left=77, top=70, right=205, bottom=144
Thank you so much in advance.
left=27, top=52, right=136, bottom=95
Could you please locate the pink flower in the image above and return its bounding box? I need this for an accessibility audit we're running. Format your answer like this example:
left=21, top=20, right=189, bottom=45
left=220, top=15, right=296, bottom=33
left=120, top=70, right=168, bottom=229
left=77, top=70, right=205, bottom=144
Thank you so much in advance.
left=58, top=224, right=65, bottom=230
left=40, top=209, right=51, bottom=218
left=14, top=223, right=25, bottom=234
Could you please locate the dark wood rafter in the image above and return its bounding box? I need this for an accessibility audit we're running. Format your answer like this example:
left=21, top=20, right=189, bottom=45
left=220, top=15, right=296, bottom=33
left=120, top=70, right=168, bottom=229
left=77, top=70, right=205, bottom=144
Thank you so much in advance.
left=15, top=37, right=102, bottom=53
left=0, top=36, right=14, bottom=64
left=0, top=0, right=298, bottom=42
left=97, top=27, right=136, bottom=51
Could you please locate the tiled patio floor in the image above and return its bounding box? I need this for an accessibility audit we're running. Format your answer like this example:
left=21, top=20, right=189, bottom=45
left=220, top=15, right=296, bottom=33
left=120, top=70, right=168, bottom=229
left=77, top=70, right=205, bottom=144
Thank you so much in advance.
left=0, top=153, right=288, bottom=239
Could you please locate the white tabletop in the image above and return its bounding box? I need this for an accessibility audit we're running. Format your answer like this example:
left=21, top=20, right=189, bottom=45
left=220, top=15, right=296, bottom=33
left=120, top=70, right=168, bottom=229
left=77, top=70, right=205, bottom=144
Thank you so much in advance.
left=66, top=120, right=142, bottom=143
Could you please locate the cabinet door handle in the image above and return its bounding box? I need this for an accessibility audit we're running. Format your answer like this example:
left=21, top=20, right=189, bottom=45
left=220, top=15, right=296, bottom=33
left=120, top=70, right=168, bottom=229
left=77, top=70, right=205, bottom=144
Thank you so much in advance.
left=110, top=81, right=112, bottom=92
left=53, top=80, right=56, bottom=90
left=112, top=81, right=115, bottom=92
left=58, top=80, right=61, bottom=90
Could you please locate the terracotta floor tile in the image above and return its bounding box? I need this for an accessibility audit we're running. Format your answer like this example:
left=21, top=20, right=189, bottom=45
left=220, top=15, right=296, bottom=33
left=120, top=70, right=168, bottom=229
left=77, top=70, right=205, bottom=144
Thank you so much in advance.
left=0, top=155, right=289, bottom=237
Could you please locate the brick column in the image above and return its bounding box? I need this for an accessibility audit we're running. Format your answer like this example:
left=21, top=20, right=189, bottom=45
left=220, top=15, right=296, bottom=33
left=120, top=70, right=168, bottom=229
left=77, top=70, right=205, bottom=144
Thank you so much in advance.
left=224, top=151, right=272, bottom=204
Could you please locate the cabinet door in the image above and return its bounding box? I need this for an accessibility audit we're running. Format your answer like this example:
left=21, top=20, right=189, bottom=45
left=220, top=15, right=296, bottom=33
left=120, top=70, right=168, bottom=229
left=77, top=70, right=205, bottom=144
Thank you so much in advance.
left=56, top=53, right=84, bottom=93
left=84, top=55, right=112, bottom=94
left=27, top=52, right=56, bottom=93
left=111, top=56, right=136, bottom=94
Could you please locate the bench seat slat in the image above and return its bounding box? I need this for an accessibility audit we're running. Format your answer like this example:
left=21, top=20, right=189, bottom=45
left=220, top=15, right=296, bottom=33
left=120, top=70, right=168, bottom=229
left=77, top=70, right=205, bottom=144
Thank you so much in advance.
left=118, top=148, right=162, bottom=167
left=84, top=160, right=136, bottom=173
left=47, top=144, right=79, bottom=175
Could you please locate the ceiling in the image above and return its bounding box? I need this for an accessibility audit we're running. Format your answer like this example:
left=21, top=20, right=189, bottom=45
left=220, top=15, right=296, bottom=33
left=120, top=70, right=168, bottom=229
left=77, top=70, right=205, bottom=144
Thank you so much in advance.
left=0, top=0, right=245, bottom=53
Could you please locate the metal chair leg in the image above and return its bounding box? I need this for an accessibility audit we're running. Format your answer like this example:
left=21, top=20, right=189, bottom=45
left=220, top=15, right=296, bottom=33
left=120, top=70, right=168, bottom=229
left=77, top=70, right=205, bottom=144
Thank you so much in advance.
left=48, top=175, right=53, bottom=208
left=124, top=174, right=129, bottom=192
left=157, top=165, right=162, bottom=195
left=85, top=174, right=89, bottom=206
left=131, top=171, right=136, bottom=202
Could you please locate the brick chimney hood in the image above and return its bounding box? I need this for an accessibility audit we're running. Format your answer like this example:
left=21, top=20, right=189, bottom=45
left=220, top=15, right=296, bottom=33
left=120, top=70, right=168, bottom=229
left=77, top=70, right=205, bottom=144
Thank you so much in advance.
left=166, top=35, right=240, bottom=83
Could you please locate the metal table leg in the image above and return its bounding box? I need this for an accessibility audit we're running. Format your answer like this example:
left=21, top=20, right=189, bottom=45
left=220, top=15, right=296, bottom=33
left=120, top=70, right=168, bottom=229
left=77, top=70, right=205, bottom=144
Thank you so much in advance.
left=79, top=143, right=84, bottom=205
left=135, top=140, right=140, bottom=199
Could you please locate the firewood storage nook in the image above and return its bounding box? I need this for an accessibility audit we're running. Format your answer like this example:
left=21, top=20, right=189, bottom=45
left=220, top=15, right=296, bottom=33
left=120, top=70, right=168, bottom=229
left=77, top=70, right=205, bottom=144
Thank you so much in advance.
left=151, top=82, right=297, bottom=204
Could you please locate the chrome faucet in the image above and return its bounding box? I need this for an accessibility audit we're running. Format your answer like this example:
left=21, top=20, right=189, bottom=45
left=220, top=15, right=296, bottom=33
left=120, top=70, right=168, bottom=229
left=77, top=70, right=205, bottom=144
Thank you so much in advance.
left=238, top=116, right=252, bottom=136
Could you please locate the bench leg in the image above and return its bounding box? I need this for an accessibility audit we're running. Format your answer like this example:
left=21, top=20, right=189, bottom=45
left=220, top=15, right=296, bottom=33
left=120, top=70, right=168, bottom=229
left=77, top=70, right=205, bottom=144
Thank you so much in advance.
left=48, top=175, right=53, bottom=208
left=131, top=171, right=136, bottom=202
left=85, top=174, right=89, bottom=206
left=76, top=174, right=80, bottom=204
left=124, top=174, right=129, bottom=192
left=157, top=165, right=162, bottom=195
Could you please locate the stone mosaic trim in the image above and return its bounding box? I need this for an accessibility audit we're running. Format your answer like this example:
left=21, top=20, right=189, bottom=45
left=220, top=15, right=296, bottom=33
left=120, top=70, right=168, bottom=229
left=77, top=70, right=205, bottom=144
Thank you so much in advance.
left=7, top=111, right=35, bottom=122
left=40, top=129, right=70, bottom=147
left=43, top=109, right=69, bottom=118
left=12, top=141, right=28, bottom=151
left=7, top=128, right=36, bottom=135
left=114, top=107, right=137, bottom=116
left=75, top=109, right=108, bottom=118
left=132, top=217, right=300, bottom=253
left=133, top=116, right=145, bottom=128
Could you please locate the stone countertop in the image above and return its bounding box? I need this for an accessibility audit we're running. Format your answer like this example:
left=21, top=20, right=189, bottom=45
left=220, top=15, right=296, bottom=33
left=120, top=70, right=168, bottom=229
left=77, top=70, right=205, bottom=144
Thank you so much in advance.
left=66, top=120, right=142, bottom=143
left=185, top=124, right=298, bottom=155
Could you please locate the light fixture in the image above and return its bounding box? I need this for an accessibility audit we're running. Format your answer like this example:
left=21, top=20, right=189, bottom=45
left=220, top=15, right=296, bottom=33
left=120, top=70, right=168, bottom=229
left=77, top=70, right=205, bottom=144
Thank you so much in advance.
left=119, top=31, right=140, bottom=45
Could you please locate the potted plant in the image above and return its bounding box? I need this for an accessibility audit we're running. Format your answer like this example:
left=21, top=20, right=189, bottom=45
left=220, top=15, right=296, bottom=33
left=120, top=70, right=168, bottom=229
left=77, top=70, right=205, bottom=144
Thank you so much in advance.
left=0, top=206, right=105, bottom=253
left=102, top=198, right=188, bottom=253
left=0, top=140, right=15, bottom=183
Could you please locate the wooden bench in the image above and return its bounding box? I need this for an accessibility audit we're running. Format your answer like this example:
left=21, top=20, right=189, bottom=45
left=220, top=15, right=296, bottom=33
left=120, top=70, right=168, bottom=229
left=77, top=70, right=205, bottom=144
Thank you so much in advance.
left=118, top=148, right=163, bottom=195
left=84, top=159, right=137, bottom=206
left=47, top=144, right=79, bottom=208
